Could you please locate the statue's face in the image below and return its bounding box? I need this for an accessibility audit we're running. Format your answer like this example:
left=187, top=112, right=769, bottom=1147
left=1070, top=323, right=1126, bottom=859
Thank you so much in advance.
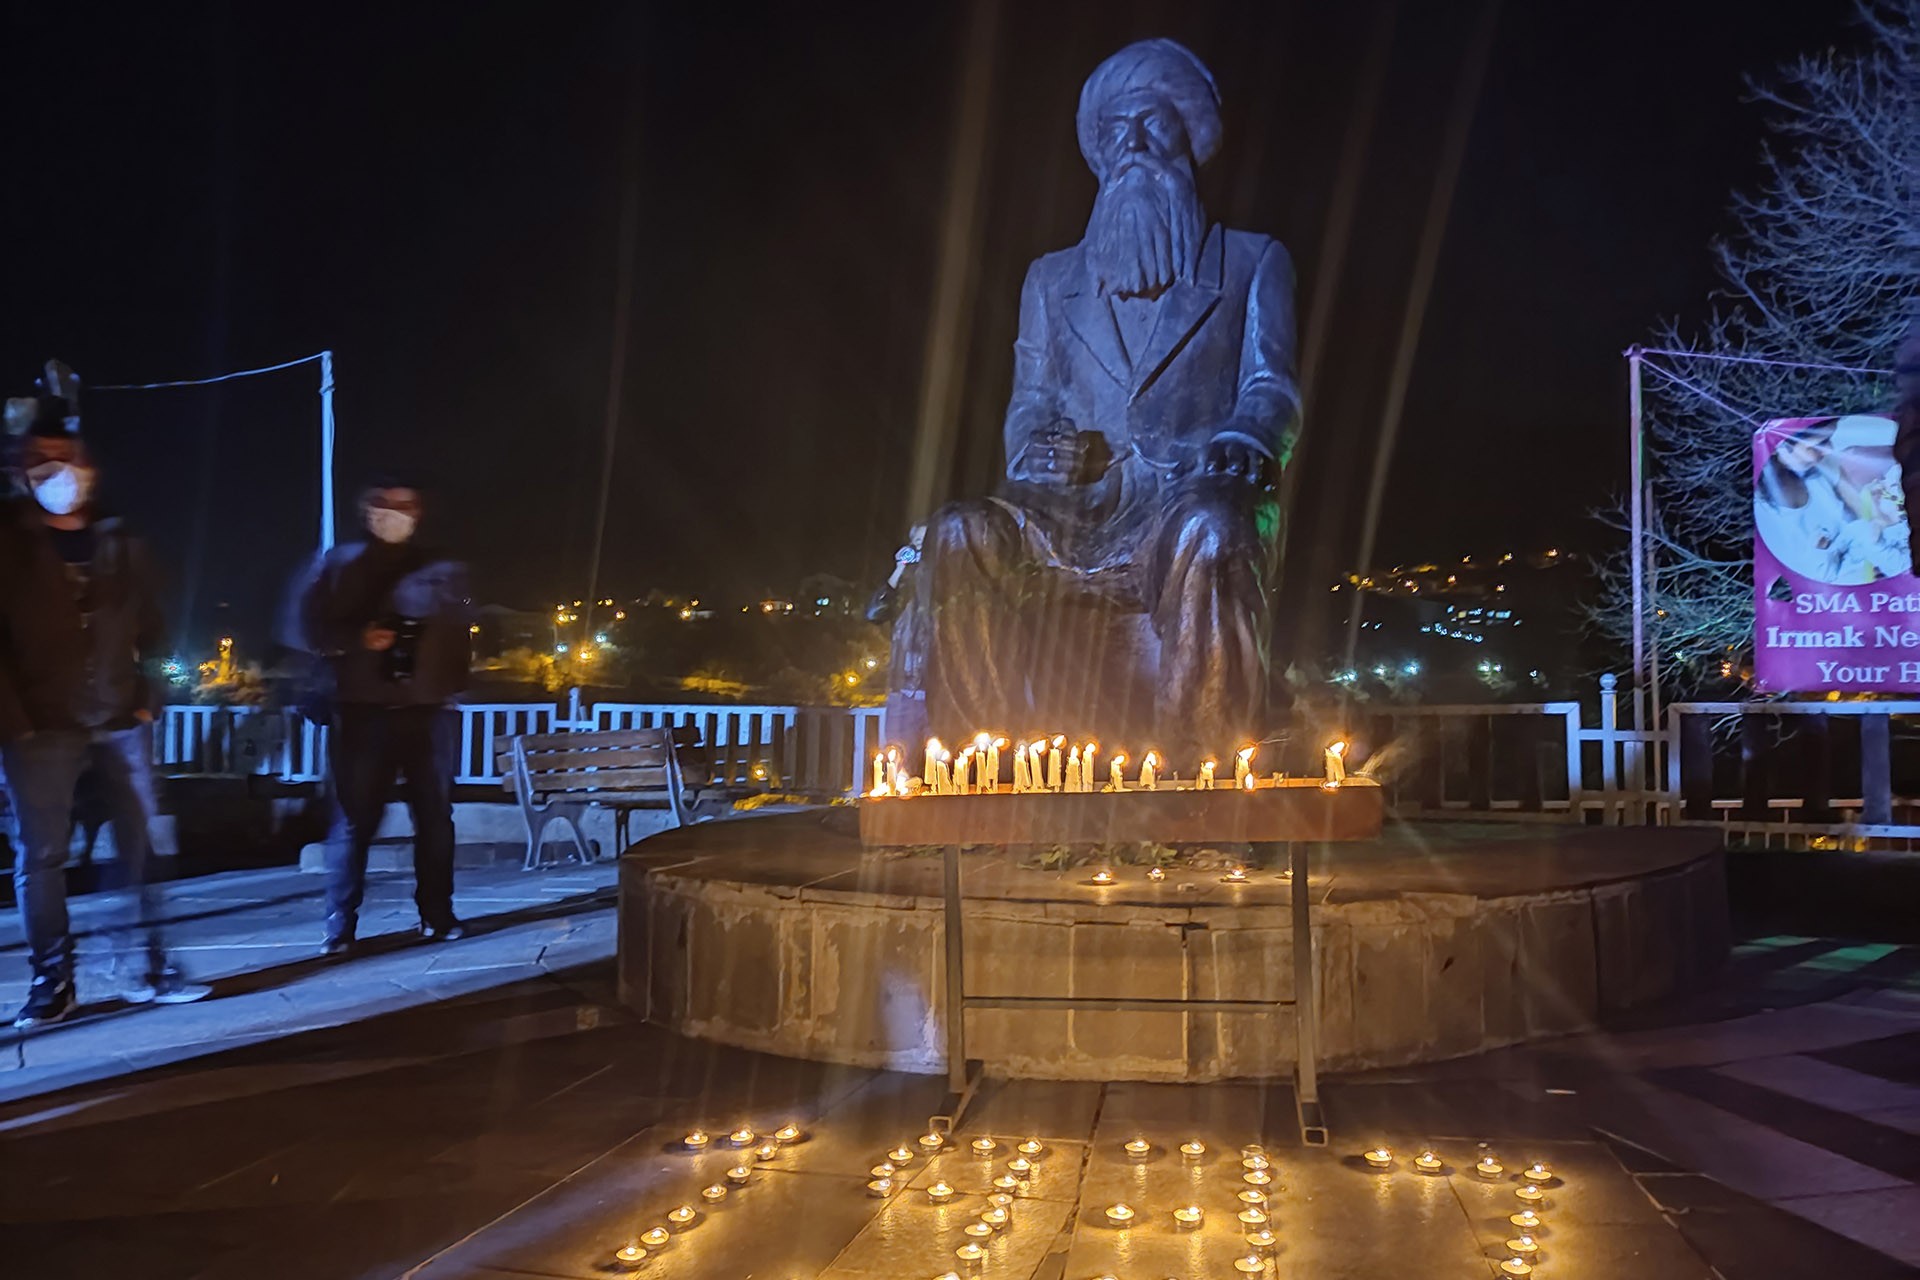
left=1092, top=89, right=1192, bottom=181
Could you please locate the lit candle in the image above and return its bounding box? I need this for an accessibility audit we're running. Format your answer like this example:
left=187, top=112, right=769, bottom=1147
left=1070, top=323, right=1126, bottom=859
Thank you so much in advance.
left=1082, top=743, right=1097, bottom=791
left=1065, top=745, right=1082, bottom=793
left=727, top=1164, right=752, bottom=1184
left=1012, top=742, right=1031, bottom=792
left=919, top=1130, right=946, bottom=1151
left=1147, top=866, right=1165, bottom=881
left=1109, top=753, right=1127, bottom=792
left=872, top=752, right=886, bottom=797
left=1235, top=744, right=1256, bottom=788
left=1500, top=1259, right=1533, bottom=1278
left=1104, top=1203, right=1135, bottom=1225
left=1523, top=1160, right=1554, bottom=1182
left=1324, top=739, right=1347, bottom=784
left=1242, top=1144, right=1267, bottom=1159
left=730, top=1126, right=755, bottom=1146
left=1180, top=1139, right=1206, bottom=1158
left=870, top=1163, right=896, bottom=1179
left=684, top=1129, right=711, bottom=1150
left=988, top=1193, right=1014, bottom=1211
left=615, top=1242, right=647, bottom=1265
left=1173, top=1205, right=1204, bottom=1228
left=666, top=1205, right=697, bottom=1226
left=963, top=1222, right=992, bottom=1239
left=701, top=1184, right=728, bottom=1202
left=1237, top=1207, right=1269, bottom=1226
left=1028, top=741, right=1047, bottom=793
left=955, top=1243, right=985, bottom=1264
left=887, top=747, right=900, bottom=793
left=991, top=736, right=1006, bottom=789
left=973, top=733, right=993, bottom=791
left=1139, top=751, right=1157, bottom=789
left=1364, top=1146, right=1393, bottom=1169
left=979, top=1206, right=1008, bottom=1230
left=1515, top=1183, right=1545, bottom=1203
left=1506, top=1235, right=1539, bottom=1256
left=1243, top=1154, right=1270, bottom=1171
left=1200, top=759, right=1216, bottom=790
left=1047, top=736, right=1064, bottom=791
left=1090, top=867, right=1114, bottom=886
left=1246, top=1227, right=1278, bottom=1248
left=1237, top=1190, right=1267, bottom=1205
left=926, top=739, right=942, bottom=792
left=1476, top=1153, right=1504, bottom=1178
left=1243, top=1170, right=1271, bottom=1186
left=754, top=1141, right=779, bottom=1160
left=971, top=1137, right=998, bottom=1155
left=1017, top=1138, right=1043, bottom=1156
left=992, top=1174, right=1018, bottom=1190
left=1222, top=866, right=1249, bottom=885
left=1509, top=1209, right=1542, bottom=1231
left=640, top=1227, right=669, bottom=1248
left=1123, top=1137, right=1151, bottom=1158
left=956, top=747, right=974, bottom=794
left=927, top=1181, right=955, bottom=1203
left=867, top=1177, right=894, bottom=1197
left=1414, top=1150, right=1443, bottom=1173
left=1233, top=1254, right=1266, bottom=1273
left=881, top=1146, right=910, bottom=1165
left=1007, top=1157, right=1033, bottom=1176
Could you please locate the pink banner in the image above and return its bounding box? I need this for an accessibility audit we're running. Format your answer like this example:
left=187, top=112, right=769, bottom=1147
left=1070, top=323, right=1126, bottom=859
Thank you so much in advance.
left=1753, top=415, right=1916, bottom=692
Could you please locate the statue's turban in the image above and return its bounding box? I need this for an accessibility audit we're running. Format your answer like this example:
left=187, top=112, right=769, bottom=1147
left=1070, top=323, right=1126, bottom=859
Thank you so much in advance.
left=1076, top=38, right=1222, bottom=174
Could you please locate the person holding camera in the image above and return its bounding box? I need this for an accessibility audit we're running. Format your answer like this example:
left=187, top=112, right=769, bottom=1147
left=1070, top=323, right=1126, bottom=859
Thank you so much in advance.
left=300, top=476, right=471, bottom=955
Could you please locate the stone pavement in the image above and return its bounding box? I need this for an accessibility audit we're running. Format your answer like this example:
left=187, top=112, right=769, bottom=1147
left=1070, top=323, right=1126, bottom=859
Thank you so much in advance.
left=0, top=859, right=619, bottom=1103
left=2, top=849, right=1920, bottom=1277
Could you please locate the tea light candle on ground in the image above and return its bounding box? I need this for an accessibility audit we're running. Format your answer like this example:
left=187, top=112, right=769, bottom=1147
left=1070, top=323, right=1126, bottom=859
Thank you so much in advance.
left=971, top=1137, right=998, bottom=1155
left=1506, top=1235, right=1539, bottom=1256
left=955, top=1242, right=986, bottom=1263
left=1105, top=1203, right=1136, bottom=1225
left=1237, top=1207, right=1269, bottom=1226
left=1017, top=1138, right=1043, bottom=1156
left=888, top=1145, right=915, bottom=1164
left=866, top=1177, right=893, bottom=1197
left=1243, top=1170, right=1272, bottom=1186
left=1414, top=1150, right=1444, bottom=1173
left=1237, top=1189, right=1268, bottom=1205
left=988, top=1193, right=1014, bottom=1211
left=1090, top=868, right=1114, bottom=886
left=1363, top=1146, right=1393, bottom=1169
left=775, top=1123, right=801, bottom=1143
left=919, top=1131, right=946, bottom=1151
left=640, top=1228, right=670, bottom=1248
left=1222, top=866, right=1249, bottom=885
left=684, top=1129, right=711, bottom=1150
left=754, top=1142, right=779, bottom=1161
left=1509, top=1209, right=1542, bottom=1231
left=1515, top=1183, right=1545, bottom=1203
left=1180, top=1139, right=1207, bottom=1158
left=927, top=1181, right=956, bottom=1203
left=1500, top=1258, right=1533, bottom=1278
left=1173, top=1205, right=1204, bottom=1227
left=1007, top=1157, right=1033, bottom=1176
left=869, top=1163, right=896, bottom=1179
left=701, top=1184, right=728, bottom=1202
left=963, top=1222, right=993, bottom=1239
left=1147, top=866, right=1166, bottom=881
left=616, top=1242, right=646, bottom=1265
left=667, top=1205, right=697, bottom=1226
left=1523, top=1161, right=1555, bottom=1182
left=729, top=1127, right=755, bottom=1147
left=992, top=1174, right=1019, bottom=1190
left=1246, top=1228, right=1278, bottom=1248
left=1243, top=1153, right=1270, bottom=1170
left=980, top=1207, right=1008, bottom=1230
left=1476, top=1154, right=1504, bottom=1177
left=727, top=1165, right=752, bottom=1183
left=1234, top=1255, right=1266, bottom=1274
left=1124, top=1137, right=1151, bottom=1157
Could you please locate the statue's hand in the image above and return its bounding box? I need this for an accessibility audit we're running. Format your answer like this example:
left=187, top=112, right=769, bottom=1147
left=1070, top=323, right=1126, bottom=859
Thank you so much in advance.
left=1200, top=435, right=1272, bottom=488
left=1016, top=423, right=1108, bottom=487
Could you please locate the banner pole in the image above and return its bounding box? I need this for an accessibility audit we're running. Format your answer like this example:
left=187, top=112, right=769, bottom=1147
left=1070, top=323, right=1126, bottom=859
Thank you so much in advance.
left=1628, top=347, right=1646, bottom=742
left=319, top=350, right=337, bottom=551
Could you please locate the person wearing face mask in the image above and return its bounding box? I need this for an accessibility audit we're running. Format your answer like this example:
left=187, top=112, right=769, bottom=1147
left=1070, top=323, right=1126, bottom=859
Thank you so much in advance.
left=0, top=384, right=210, bottom=1027
left=297, top=475, right=472, bottom=954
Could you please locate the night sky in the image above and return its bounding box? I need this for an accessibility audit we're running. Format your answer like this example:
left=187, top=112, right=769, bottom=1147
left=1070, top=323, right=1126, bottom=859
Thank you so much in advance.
left=1, top=0, right=1863, bottom=653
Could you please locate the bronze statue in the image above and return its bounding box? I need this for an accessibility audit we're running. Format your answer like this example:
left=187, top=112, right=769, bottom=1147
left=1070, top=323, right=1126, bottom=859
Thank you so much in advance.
left=884, top=39, right=1300, bottom=761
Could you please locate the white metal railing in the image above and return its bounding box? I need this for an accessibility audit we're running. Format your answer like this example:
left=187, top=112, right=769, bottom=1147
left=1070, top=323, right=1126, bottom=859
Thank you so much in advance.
left=156, top=699, right=886, bottom=795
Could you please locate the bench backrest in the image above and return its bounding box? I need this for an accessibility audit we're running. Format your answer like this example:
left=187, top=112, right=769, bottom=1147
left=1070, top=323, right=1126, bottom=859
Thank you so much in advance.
left=501, top=727, right=710, bottom=798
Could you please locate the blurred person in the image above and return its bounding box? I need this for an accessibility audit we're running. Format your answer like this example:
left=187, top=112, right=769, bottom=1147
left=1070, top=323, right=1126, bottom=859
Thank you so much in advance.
left=299, top=476, right=472, bottom=954
left=0, top=371, right=209, bottom=1027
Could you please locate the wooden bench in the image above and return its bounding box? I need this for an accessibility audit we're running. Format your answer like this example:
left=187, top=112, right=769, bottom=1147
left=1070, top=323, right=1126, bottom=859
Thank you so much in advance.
left=501, top=727, right=713, bottom=870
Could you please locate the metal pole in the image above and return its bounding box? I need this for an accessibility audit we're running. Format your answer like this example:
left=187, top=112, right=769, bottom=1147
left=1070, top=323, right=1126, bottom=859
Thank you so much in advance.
left=1290, top=840, right=1325, bottom=1145
left=1646, top=479, right=1663, bottom=808
left=319, top=350, right=336, bottom=550
left=1628, top=347, right=1645, bottom=736
left=943, top=843, right=968, bottom=1094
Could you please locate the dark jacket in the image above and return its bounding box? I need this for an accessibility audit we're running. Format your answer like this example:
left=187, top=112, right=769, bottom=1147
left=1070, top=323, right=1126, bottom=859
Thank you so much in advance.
left=0, top=502, right=165, bottom=741
left=298, top=539, right=471, bottom=707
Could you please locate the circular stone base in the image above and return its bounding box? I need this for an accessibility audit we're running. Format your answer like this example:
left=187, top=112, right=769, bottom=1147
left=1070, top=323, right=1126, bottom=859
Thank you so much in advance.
left=618, top=812, right=1727, bottom=1082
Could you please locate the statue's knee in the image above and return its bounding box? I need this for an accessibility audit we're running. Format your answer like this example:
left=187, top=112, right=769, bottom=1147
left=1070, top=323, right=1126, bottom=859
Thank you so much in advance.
left=1171, top=492, right=1254, bottom=565
left=926, top=500, right=1014, bottom=560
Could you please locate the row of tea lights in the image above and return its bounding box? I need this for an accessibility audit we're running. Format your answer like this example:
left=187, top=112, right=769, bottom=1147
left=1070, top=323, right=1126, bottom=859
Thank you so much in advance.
left=869, top=739, right=1353, bottom=798
left=1094, top=1140, right=1292, bottom=1275
left=612, top=1122, right=807, bottom=1266
left=1363, top=1146, right=1561, bottom=1276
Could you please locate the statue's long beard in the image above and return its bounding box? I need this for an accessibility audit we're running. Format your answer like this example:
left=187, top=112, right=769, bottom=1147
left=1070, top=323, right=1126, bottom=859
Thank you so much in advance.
left=1084, top=159, right=1206, bottom=298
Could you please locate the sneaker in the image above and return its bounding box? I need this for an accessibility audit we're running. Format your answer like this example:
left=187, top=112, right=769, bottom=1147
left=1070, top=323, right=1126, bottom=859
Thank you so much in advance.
left=12, top=974, right=77, bottom=1028
left=321, top=933, right=355, bottom=957
left=150, top=968, right=212, bottom=1005
left=417, top=920, right=467, bottom=942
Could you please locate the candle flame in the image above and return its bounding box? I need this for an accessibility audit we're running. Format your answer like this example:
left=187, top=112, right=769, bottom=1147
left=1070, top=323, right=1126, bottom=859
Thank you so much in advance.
left=1112, top=753, right=1126, bottom=767
left=1143, top=751, right=1157, bottom=767
left=1238, top=744, right=1257, bottom=762
left=992, top=736, right=1007, bottom=748
left=1328, top=739, right=1347, bottom=756
left=927, top=737, right=943, bottom=753
left=1068, top=745, right=1080, bottom=761
left=974, top=732, right=991, bottom=750
left=887, top=746, right=900, bottom=761
left=1029, top=739, right=1047, bottom=755
left=1242, top=773, right=1255, bottom=790
left=1203, top=759, right=1217, bottom=769
left=1052, top=734, right=1065, bottom=747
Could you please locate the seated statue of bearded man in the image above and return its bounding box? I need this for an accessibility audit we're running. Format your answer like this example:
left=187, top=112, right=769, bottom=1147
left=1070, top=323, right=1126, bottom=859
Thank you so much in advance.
left=885, top=38, right=1300, bottom=762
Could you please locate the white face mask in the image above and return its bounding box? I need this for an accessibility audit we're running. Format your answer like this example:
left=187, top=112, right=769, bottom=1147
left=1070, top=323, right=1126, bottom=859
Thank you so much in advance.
left=367, top=507, right=417, bottom=544
left=28, top=462, right=94, bottom=516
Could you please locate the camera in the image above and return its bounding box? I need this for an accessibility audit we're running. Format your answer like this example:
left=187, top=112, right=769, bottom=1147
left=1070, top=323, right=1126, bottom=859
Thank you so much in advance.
left=384, top=616, right=424, bottom=682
